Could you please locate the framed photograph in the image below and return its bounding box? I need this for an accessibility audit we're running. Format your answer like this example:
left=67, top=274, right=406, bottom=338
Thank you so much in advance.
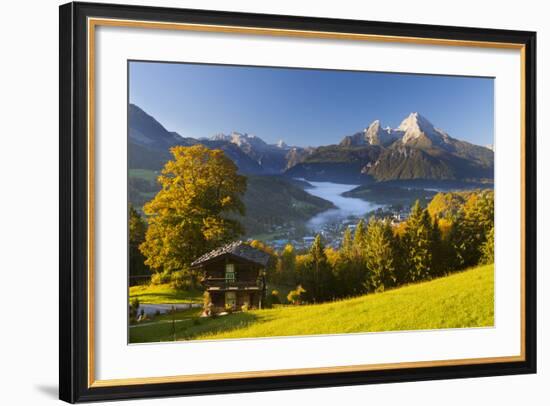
left=59, top=2, right=536, bottom=403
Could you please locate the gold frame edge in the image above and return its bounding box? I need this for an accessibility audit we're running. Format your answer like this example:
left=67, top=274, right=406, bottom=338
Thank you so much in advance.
left=86, top=17, right=527, bottom=388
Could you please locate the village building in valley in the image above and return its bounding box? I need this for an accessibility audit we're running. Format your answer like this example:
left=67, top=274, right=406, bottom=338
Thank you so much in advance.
left=191, top=241, right=270, bottom=313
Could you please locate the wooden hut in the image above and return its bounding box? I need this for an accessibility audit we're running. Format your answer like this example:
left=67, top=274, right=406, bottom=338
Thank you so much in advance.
left=191, top=241, right=270, bottom=312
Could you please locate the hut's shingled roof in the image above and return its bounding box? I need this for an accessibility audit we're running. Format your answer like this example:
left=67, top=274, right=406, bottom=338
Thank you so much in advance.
left=191, top=241, right=270, bottom=267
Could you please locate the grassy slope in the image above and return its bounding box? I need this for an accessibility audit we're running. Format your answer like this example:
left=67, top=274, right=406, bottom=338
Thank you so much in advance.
left=129, top=264, right=493, bottom=343
left=129, top=284, right=202, bottom=304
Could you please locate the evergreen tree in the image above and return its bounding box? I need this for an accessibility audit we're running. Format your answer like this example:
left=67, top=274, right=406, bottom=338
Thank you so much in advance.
left=353, top=219, right=367, bottom=254
left=431, top=217, right=446, bottom=276
left=452, top=190, right=495, bottom=268
left=392, top=232, right=408, bottom=285
left=294, top=254, right=310, bottom=287
left=348, top=219, right=370, bottom=293
left=277, top=244, right=297, bottom=285
left=301, top=235, right=334, bottom=303
left=333, top=227, right=367, bottom=297
left=364, top=218, right=397, bottom=291
left=446, top=209, right=467, bottom=270
left=403, top=201, right=435, bottom=281
left=341, top=227, right=354, bottom=258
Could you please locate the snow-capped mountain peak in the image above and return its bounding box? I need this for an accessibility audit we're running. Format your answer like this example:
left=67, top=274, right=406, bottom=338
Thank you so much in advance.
left=397, top=112, right=450, bottom=145
left=230, top=132, right=252, bottom=147
left=211, top=133, right=229, bottom=141
left=363, top=120, right=383, bottom=144
left=363, top=119, right=402, bottom=146
left=211, top=132, right=270, bottom=151
left=339, top=112, right=459, bottom=148
left=398, top=112, right=432, bottom=137
left=365, top=119, right=381, bottom=131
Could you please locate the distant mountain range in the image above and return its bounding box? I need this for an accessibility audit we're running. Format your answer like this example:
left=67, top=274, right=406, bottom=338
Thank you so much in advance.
left=129, top=104, right=313, bottom=174
left=207, top=132, right=313, bottom=174
left=128, top=104, right=493, bottom=184
left=129, top=104, right=265, bottom=173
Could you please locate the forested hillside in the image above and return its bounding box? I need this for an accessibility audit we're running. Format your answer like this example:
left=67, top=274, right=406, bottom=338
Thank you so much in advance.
left=129, top=169, right=334, bottom=236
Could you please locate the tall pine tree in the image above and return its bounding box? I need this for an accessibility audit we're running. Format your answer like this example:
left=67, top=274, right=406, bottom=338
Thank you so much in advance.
left=277, top=244, right=297, bottom=285
left=449, top=190, right=495, bottom=269
left=430, top=217, right=446, bottom=277
left=333, top=227, right=367, bottom=297
left=353, top=219, right=367, bottom=254
left=302, top=235, right=334, bottom=303
left=403, top=201, right=435, bottom=281
left=341, top=227, right=354, bottom=258
left=364, top=218, right=397, bottom=291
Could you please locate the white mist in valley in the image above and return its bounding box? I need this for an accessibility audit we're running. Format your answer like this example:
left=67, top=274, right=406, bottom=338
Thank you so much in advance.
left=304, top=181, right=382, bottom=231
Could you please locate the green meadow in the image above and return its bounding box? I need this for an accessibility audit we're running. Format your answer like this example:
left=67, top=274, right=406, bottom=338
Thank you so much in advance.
left=129, top=284, right=202, bottom=304
left=129, top=264, right=494, bottom=343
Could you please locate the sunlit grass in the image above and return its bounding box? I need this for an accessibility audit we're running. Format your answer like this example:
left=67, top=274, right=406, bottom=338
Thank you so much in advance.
left=129, top=264, right=493, bottom=343
left=129, top=283, right=202, bottom=304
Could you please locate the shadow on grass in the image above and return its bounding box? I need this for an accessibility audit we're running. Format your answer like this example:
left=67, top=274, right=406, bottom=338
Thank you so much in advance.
left=130, top=290, right=202, bottom=303
left=133, top=292, right=184, bottom=300
left=129, top=312, right=260, bottom=343
left=177, top=312, right=259, bottom=341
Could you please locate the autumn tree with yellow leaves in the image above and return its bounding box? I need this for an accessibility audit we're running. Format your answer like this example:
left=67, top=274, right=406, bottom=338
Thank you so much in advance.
left=140, top=145, right=247, bottom=273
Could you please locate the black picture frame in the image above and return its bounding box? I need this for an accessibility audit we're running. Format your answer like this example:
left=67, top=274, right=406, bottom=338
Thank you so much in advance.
left=59, top=1, right=537, bottom=403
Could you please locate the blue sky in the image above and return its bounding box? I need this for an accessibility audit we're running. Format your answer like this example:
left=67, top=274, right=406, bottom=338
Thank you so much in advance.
left=129, top=61, right=494, bottom=147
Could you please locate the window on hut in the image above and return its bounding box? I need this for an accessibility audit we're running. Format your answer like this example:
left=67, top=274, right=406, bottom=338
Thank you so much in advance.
left=225, top=263, right=236, bottom=283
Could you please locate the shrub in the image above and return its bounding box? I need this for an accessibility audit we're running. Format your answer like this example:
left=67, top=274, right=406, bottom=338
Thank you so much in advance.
left=224, top=304, right=233, bottom=314
left=241, top=303, right=249, bottom=312
left=287, top=285, right=306, bottom=305
left=170, top=270, right=190, bottom=290
left=129, top=298, right=140, bottom=321
left=130, top=297, right=140, bottom=310
left=135, top=307, right=149, bottom=323
left=150, top=270, right=171, bottom=285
